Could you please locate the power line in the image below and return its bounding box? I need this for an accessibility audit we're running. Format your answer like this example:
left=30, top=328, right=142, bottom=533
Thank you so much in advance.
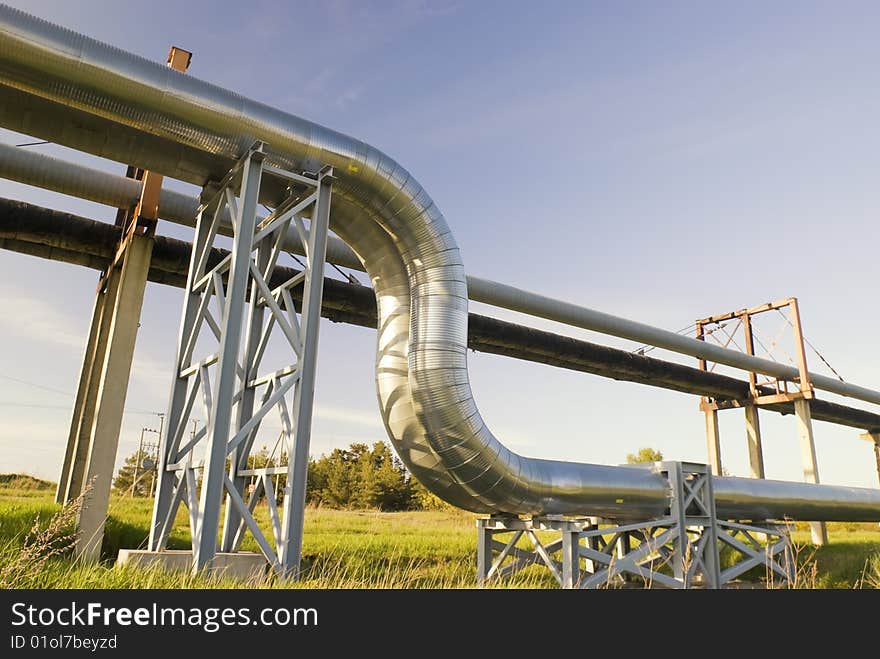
left=775, top=309, right=846, bottom=382
left=0, top=402, right=158, bottom=415
left=0, top=374, right=74, bottom=397
left=632, top=324, right=698, bottom=356
left=0, top=374, right=159, bottom=415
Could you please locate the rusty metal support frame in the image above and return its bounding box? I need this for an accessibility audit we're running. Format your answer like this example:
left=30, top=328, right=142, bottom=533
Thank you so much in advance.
left=696, top=297, right=828, bottom=545
left=696, top=299, right=814, bottom=470
left=697, top=298, right=815, bottom=411
left=55, top=47, right=192, bottom=561
left=100, top=47, right=191, bottom=278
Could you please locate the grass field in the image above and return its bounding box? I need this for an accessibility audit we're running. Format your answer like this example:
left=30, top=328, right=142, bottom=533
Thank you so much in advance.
left=1, top=479, right=878, bottom=589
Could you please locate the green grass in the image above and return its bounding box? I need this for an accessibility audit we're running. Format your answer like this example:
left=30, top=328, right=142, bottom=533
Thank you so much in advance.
left=1, top=485, right=878, bottom=588
left=789, top=524, right=880, bottom=588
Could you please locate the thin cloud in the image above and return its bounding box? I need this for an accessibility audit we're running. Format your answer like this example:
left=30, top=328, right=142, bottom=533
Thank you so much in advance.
left=0, top=285, right=85, bottom=349
left=0, top=283, right=173, bottom=401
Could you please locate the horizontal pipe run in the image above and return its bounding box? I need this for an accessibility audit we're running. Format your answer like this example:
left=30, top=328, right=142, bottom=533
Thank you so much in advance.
left=3, top=197, right=879, bottom=434
left=467, top=278, right=880, bottom=407
left=0, top=142, right=364, bottom=271
left=2, top=142, right=878, bottom=410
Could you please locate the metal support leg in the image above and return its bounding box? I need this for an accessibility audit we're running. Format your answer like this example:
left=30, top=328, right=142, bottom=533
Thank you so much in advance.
left=561, top=529, right=581, bottom=588
left=279, top=166, right=333, bottom=578
left=616, top=532, right=631, bottom=561
left=745, top=404, right=765, bottom=479
left=697, top=468, right=720, bottom=589
left=476, top=521, right=492, bottom=587
left=148, top=194, right=218, bottom=551
left=794, top=398, right=828, bottom=546
left=667, top=463, right=689, bottom=586
left=54, top=46, right=189, bottom=559
left=74, top=233, right=153, bottom=561
left=194, top=148, right=264, bottom=572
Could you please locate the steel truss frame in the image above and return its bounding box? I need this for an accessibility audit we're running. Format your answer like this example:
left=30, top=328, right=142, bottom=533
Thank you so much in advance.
left=148, top=142, right=333, bottom=578
left=477, top=462, right=793, bottom=589
left=716, top=520, right=794, bottom=585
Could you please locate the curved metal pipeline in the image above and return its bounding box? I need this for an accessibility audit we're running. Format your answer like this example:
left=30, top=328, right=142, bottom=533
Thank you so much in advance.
left=1, top=4, right=878, bottom=521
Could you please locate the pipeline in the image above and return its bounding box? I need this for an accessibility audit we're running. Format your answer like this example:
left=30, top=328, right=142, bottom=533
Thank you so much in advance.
left=1, top=5, right=879, bottom=520
left=5, top=196, right=880, bottom=433
left=0, top=143, right=880, bottom=412
left=0, top=142, right=364, bottom=270
left=3, top=142, right=880, bottom=409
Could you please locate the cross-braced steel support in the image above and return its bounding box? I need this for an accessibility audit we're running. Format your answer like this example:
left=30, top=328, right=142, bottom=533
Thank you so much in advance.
left=147, top=142, right=333, bottom=578
left=716, top=520, right=794, bottom=585
left=477, top=462, right=793, bottom=589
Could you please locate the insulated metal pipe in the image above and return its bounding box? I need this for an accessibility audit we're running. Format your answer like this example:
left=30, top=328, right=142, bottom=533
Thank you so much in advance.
left=0, top=142, right=365, bottom=271
left=0, top=4, right=878, bottom=521
left=5, top=196, right=880, bottom=433
left=466, top=279, right=880, bottom=406
left=4, top=142, right=879, bottom=409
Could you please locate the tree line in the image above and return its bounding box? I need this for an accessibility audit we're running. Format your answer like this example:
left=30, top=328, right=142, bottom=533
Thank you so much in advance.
left=114, top=440, right=448, bottom=511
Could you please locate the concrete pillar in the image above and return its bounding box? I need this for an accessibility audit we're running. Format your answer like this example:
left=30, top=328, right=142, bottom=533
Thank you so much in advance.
left=74, top=233, right=153, bottom=562
left=875, top=441, right=880, bottom=487
left=704, top=409, right=722, bottom=476
left=794, top=398, right=828, bottom=546
left=745, top=404, right=765, bottom=479
left=57, top=269, right=121, bottom=504
left=859, top=433, right=880, bottom=486
left=56, top=285, right=103, bottom=503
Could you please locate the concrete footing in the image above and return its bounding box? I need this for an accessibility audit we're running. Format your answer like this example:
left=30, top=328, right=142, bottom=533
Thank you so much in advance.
left=117, top=550, right=268, bottom=582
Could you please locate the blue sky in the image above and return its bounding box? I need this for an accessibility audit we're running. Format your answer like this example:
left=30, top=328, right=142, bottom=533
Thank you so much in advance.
left=1, top=0, right=879, bottom=488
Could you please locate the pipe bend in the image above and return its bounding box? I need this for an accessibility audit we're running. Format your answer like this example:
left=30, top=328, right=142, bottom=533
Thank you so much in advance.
left=2, top=5, right=879, bottom=521
left=0, top=4, right=666, bottom=516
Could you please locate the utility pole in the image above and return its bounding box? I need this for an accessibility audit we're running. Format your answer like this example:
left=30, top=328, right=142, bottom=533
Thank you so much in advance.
left=152, top=413, right=165, bottom=499
left=146, top=440, right=159, bottom=498
left=130, top=427, right=146, bottom=497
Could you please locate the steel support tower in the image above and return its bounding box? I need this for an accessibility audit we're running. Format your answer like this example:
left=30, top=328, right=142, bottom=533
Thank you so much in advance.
left=148, top=143, right=333, bottom=577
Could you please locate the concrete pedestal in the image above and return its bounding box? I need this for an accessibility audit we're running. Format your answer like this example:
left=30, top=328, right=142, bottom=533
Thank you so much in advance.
left=117, top=550, right=268, bottom=583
